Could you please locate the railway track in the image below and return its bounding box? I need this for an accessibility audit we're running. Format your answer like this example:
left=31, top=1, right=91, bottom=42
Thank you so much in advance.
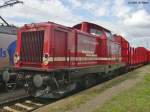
left=0, top=88, right=53, bottom=112
left=0, top=71, right=130, bottom=112
left=0, top=96, right=52, bottom=112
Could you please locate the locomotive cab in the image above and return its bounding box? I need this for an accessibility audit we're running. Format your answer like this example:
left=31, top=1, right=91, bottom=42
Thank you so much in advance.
left=73, top=22, right=120, bottom=64
left=73, top=22, right=108, bottom=38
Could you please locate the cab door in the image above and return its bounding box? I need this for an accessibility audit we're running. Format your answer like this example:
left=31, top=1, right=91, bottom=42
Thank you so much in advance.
left=53, top=30, right=68, bottom=68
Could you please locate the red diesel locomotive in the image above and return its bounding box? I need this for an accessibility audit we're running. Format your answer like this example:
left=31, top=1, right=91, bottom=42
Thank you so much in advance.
left=11, top=22, right=149, bottom=98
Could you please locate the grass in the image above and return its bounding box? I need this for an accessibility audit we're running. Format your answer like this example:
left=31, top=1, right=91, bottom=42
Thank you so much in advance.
left=92, top=72, right=150, bottom=112
left=47, top=68, right=141, bottom=112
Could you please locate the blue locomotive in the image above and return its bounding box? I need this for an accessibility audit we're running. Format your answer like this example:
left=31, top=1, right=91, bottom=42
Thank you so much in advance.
left=0, top=25, right=17, bottom=91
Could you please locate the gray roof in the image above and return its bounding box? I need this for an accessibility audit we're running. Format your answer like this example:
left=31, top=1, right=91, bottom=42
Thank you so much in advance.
left=0, top=25, right=17, bottom=35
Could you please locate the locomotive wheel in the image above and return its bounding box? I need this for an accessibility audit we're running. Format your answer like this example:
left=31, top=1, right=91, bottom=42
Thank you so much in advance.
left=2, top=70, right=18, bottom=91
left=84, top=76, right=96, bottom=88
left=84, top=77, right=91, bottom=88
left=5, top=82, right=16, bottom=92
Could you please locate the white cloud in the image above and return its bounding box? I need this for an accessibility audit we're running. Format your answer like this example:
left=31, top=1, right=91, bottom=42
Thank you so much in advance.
left=112, top=0, right=131, bottom=18
left=0, top=0, right=82, bottom=26
left=0, top=0, right=150, bottom=49
left=68, top=0, right=81, bottom=8
left=68, top=0, right=111, bottom=17
left=93, top=1, right=110, bottom=16
left=123, top=9, right=150, bottom=27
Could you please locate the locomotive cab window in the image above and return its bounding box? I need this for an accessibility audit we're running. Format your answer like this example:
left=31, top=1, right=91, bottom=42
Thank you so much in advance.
left=105, top=31, right=112, bottom=39
left=90, top=28, right=102, bottom=36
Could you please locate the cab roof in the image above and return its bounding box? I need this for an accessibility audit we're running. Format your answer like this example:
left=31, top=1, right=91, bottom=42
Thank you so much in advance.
left=73, top=22, right=111, bottom=32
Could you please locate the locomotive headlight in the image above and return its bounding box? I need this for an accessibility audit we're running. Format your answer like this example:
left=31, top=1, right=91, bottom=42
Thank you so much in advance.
left=14, top=53, right=20, bottom=64
left=43, top=53, right=49, bottom=65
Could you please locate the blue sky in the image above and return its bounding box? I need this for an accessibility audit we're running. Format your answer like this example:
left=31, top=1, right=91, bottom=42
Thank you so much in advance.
left=0, top=0, right=150, bottom=49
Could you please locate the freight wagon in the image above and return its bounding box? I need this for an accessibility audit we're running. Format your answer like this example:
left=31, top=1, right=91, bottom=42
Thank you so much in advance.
left=0, top=25, right=17, bottom=90
left=10, top=21, right=150, bottom=98
left=113, top=34, right=130, bottom=71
